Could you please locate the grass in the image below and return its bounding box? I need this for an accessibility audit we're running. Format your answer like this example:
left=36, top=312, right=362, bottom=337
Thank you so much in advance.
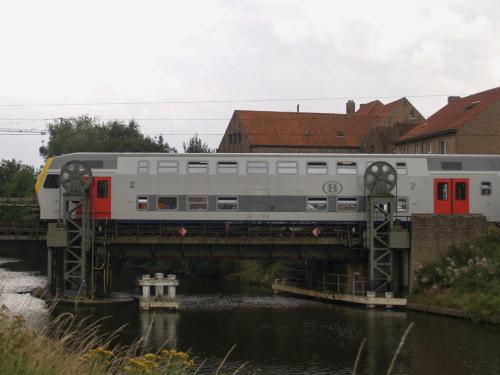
left=409, top=232, right=500, bottom=323
left=0, top=304, right=239, bottom=375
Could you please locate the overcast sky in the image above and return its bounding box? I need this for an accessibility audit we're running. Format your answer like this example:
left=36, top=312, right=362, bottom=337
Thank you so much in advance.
left=0, top=0, right=499, bottom=167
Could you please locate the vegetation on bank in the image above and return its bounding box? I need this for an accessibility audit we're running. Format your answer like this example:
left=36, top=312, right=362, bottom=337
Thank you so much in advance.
left=0, top=306, right=227, bottom=375
left=0, top=159, right=38, bottom=221
left=410, top=233, right=500, bottom=323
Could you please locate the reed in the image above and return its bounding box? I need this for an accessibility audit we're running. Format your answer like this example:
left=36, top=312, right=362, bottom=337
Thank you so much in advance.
left=0, top=302, right=240, bottom=375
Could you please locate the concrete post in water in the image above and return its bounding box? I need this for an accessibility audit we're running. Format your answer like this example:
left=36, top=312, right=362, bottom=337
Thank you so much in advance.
left=138, top=272, right=179, bottom=310
left=167, top=274, right=177, bottom=299
left=155, top=273, right=164, bottom=297
left=142, top=274, right=151, bottom=299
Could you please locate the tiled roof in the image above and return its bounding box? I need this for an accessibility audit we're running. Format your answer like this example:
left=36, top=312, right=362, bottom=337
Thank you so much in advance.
left=356, top=100, right=383, bottom=115
left=398, top=86, right=500, bottom=142
left=234, top=110, right=377, bottom=148
left=356, top=98, right=405, bottom=118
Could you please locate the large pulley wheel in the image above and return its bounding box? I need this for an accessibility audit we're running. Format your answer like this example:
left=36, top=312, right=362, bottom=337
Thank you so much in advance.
left=60, top=160, right=92, bottom=194
left=364, top=161, right=397, bottom=195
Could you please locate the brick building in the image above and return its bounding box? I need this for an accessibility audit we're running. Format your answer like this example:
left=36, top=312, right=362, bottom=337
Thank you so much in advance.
left=395, top=86, right=500, bottom=154
left=218, top=98, right=424, bottom=153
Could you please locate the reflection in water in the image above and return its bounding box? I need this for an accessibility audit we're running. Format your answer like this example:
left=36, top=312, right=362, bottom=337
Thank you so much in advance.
left=140, top=311, right=179, bottom=349
left=1, top=256, right=500, bottom=374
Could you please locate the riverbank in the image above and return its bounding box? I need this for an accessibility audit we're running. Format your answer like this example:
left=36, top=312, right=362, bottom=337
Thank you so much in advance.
left=0, top=308, right=195, bottom=375
left=409, top=233, right=500, bottom=324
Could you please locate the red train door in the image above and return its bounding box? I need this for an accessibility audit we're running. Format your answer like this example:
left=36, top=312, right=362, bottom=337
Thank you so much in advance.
left=434, top=179, right=451, bottom=214
left=434, top=178, right=469, bottom=214
left=92, top=177, right=112, bottom=219
left=452, top=178, right=469, bottom=214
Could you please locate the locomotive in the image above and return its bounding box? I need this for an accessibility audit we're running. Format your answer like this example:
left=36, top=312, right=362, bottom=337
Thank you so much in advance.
left=35, top=152, right=500, bottom=224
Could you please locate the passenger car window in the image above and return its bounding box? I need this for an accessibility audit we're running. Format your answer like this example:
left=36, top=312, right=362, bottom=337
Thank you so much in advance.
left=157, top=196, right=178, bottom=210
left=481, top=182, right=491, bottom=196
left=158, top=161, right=179, bottom=174
left=217, top=162, right=238, bottom=174
left=307, top=197, right=328, bottom=211
left=277, top=161, right=298, bottom=174
left=337, top=197, right=358, bottom=211
left=188, top=162, right=208, bottom=174
left=187, top=196, right=208, bottom=210
left=306, top=162, right=327, bottom=175
left=217, top=196, right=238, bottom=211
left=247, top=161, right=268, bottom=174
left=337, top=162, right=357, bottom=174
left=137, top=196, right=149, bottom=210
left=397, top=197, right=408, bottom=212
left=396, top=162, right=407, bottom=175
left=138, top=161, right=149, bottom=174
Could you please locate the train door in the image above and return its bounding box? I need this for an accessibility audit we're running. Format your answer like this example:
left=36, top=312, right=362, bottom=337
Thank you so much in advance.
left=92, top=177, right=112, bottom=219
left=452, top=178, right=469, bottom=214
left=434, top=178, right=469, bottom=214
left=245, top=188, right=269, bottom=221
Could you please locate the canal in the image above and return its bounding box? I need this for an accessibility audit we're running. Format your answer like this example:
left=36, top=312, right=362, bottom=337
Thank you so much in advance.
left=1, top=251, right=500, bottom=375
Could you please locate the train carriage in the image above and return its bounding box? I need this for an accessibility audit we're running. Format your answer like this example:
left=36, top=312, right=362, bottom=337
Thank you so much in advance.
left=35, top=153, right=500, bottom=224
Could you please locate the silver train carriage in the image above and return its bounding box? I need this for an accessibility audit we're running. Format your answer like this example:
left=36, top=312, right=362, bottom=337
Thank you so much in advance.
left=35, top=153, right=500, bottom=223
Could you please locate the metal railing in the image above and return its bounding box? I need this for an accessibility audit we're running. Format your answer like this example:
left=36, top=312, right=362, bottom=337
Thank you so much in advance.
left=279, top=267, right=368, bottom=296
left=106, top=221, right=360, bottom=241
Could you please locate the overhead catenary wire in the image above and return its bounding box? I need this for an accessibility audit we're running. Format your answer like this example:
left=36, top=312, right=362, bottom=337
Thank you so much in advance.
left=0, top=93, right=452, bottom=108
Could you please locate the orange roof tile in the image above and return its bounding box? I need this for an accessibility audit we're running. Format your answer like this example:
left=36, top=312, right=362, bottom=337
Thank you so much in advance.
left=356, top=100, right=383, bottom=115
left=234, top=110, right=377, bottom=148
left=398, top=87, right=500, bottom=142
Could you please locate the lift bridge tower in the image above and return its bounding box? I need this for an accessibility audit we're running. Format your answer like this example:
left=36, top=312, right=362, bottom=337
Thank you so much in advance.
left=364, top=161, right=404, bottom=293
left=46, top=161, right=103, bottom=299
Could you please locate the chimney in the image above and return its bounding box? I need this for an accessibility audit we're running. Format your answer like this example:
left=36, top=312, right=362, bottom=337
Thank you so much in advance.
left=448, top=96, right=461, bottom=104
left=297, top=104, right=300, bottom=112
left=346, top=100, right=355, bottom=114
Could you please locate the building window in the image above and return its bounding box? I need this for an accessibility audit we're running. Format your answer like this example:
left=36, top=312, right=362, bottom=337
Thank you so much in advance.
left=138, top=161, right=149, bottom=174
left=187, top=196, right=208, bottom=211
left=396, top=162, right=407, bottom=175
left=439, top=140, right=449, bottom=154
left=43, top=174, right=60, bottom=189
left=415, top=144, right=421, bottom=154
left=97, top=180, right=108, bottom=199
left=397, top=197, right=408, bottom=212
left=481, top=182, right=491, bottom=196
left=188, top=161, right=208, bottom=174
left=157, top=196, right=178, bottom=210
left=337, top=197, right=358, bottom=211
left=306, top=162, right=327, bottom=174
left=137, top=196, right=149, bottom=210
left=337, top=161, right=357, bottom=174
left=277, top=161, right=298, bottom=174
left=337, top=131, right=345, bottom=138
left=158, top=161, right=179, bottom=174
left=217, top=161, right=238, bottom=174
left=217, top=196, right=238, bottom=211
left=427, top=143, right=432, bottom=154
left=247, top=161, right=268, bottom=175
left=307, top=197, right=328, bottom=211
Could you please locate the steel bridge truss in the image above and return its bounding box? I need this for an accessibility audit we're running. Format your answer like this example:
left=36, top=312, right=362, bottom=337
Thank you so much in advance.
left=367, top=196, right=396, bottom=293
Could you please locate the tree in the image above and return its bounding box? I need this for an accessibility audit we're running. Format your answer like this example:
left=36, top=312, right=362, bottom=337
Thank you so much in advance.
left=39, top=116, right=176, bottom=158
left=0, top=159, right=37, bottom=221
left=183, top=133, right=213, bottom=153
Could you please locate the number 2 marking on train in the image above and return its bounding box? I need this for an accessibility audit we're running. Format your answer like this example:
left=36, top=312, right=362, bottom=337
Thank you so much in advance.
left=129, top=181, right=135, bottom=188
